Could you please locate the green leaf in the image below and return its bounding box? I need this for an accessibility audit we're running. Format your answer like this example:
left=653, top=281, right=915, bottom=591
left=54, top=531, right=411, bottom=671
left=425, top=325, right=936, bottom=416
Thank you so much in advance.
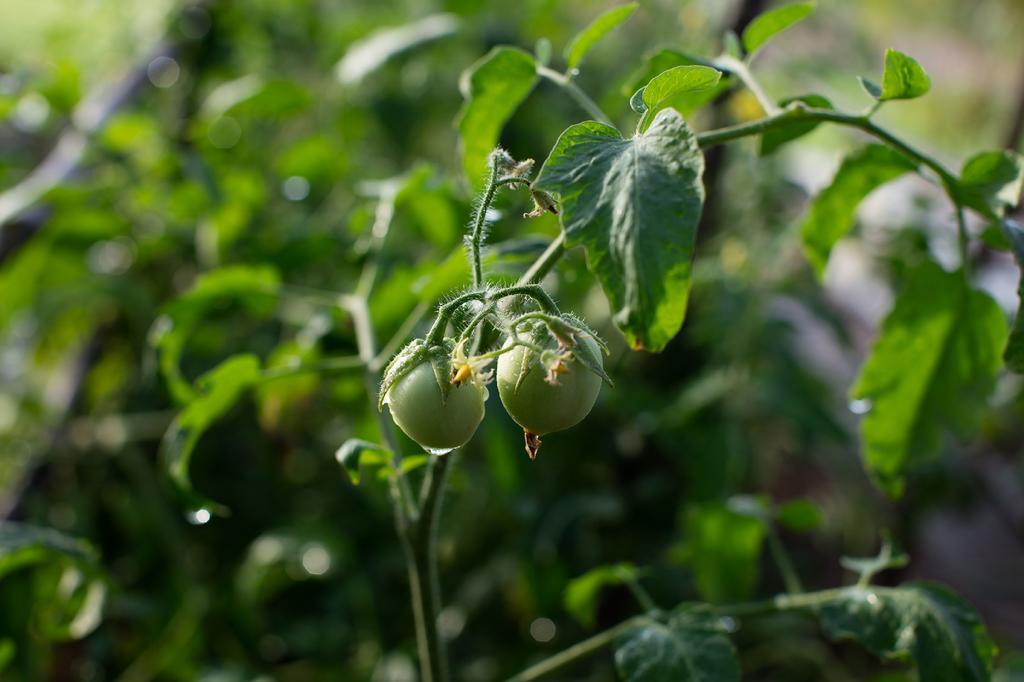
left=564, top=562, right=637, bottom=627
left=637, top=65, right=722, bottom=132
left=800, top=145, right=916, bottom=275
left=227, top=79, right=312, bottom=119
left=335, top=13, right=461, bottom=85
left=776, top=499, right=823, bottom=532
left=335, top=439, right=391, bottom=485
left=684, top=502, right=765, bottom=602
left=564, top=3, right=638, bottom=70
left=760, top=94, right=832, bottom=155
left=535, top=37, right=552, bottom=67
left=858, top=76, right=883, bottom=100
left=457, top=47, right=538, bottom=188
left=161, top=354, right=263, bottom=513
left=818, top=583, right=995, bottom=682
left=150, top=265, right=279, bottom=404
left=958, top=150, right=1024, bottom=218
left=629, top=87, right=646, bottom=113
left=0, top=524, right=105, bottom=643
left=534, top=108, right=705, bottom=351
left=741, top=2, right=816, bottom=56
left=1001, top=219, right=1024, bottom=372
left=615, top=605, right=741, bottom=682
left=879, top=48, right=931, bottom=101
left=623, top=50, right=731, bottom=118
left=851, top=262, right=1007, bottom=497
left=0, top=523, right=97, bottom=581
left=394, top=454, right=428, bottom=477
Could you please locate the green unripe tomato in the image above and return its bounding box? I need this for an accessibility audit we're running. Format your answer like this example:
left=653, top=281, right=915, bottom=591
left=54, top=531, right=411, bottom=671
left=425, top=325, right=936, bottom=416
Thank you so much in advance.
left=384, top=361, right=487, bottom=452
left=496, top=335, right=602, bottom=436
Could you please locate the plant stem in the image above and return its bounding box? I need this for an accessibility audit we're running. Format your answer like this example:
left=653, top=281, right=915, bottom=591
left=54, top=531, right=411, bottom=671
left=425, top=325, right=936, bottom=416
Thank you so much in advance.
left=506, top=587, right=858, bottom=681
left=458, top=305, right=498, bottom=342
left=343, top=295, right=417, bottom=517
left=696, top=105, right=960, bottom=188
left=470, top=159, right=501, bottom=288
left=494, top=284, right=561, bottom=314
left=371, top=300, right=431, bottom=372
left=767, top=528, right=803, bottom=594
left=956, top=206, right=971, bottom=282
left=505, top=616, right=645, bottom=682
left=278, top=283, right=347, bottom=308
left=346, top=293, right=452, bottom=682
left=355, top=191, right=397, bottom=298
left=407, top=450, right=454, bottom=682
left=258, top=355, right=364, bottom=382
left=519, top=233, right=566, bottom=285
left=617, top=567, right=658, bottom=613
left=714, top=55, right=780, bottom=115
left=425, top=291, right=489, bottom=345
left=536, top=65, right=615, bottom=128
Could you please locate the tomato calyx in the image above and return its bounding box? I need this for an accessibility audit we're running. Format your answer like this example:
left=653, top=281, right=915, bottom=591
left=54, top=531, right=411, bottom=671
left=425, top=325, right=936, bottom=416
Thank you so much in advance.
left=379, top=337, right=498, bottom=411
left=379, top=338, right=457, bottom=410
left=506, top=314, right=614, bottom=389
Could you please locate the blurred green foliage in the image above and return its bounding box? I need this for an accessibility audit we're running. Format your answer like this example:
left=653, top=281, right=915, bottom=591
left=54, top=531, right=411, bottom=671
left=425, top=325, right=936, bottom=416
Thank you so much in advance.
left=1, top=0, right=1024, bottom=680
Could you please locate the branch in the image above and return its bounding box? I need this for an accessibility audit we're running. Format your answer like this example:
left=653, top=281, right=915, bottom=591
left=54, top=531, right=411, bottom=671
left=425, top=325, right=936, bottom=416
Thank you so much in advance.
left=536, top=65, right=615, bottom=127
left=258, top=355, right=364, bottom=382
left=0, top=53, right=165, bottom=229
left=409, top=448, right=454, bottom=682
left=469, top=158, right=501, bottom=288
left=505, top=587, right=856, bottom=681
left=518, top=233, right=566, bottom=285
left=506, top=616, right=645, bottom=682
left=714, top=55, right=779, bottom=115
left=696, top=105, right=961, bottom=190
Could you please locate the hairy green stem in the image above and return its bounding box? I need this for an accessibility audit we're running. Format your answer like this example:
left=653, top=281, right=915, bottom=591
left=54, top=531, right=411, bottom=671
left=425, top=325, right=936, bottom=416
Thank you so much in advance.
left=494, top=284, right=561, bottom=314
left=425, top=291, right=488, bottom=345
left=458, top=305, right=498, bottom=342
left=496, top=176, right=531, bottom=189
left=470, top=159, right=501, bottom=288
left=427, top=284, right=559, bottom=347
left=536, top=65, right=615, bottom=127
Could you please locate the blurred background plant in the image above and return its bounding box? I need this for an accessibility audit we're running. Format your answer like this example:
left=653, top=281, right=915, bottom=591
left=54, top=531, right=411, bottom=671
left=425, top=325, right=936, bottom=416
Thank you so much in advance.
left=1, top=0, right=1024, bottom=680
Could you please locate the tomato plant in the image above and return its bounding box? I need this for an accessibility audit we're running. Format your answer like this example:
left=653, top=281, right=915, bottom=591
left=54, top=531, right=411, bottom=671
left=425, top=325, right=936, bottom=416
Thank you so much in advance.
left=1, top=1, right=1023, bottom=680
